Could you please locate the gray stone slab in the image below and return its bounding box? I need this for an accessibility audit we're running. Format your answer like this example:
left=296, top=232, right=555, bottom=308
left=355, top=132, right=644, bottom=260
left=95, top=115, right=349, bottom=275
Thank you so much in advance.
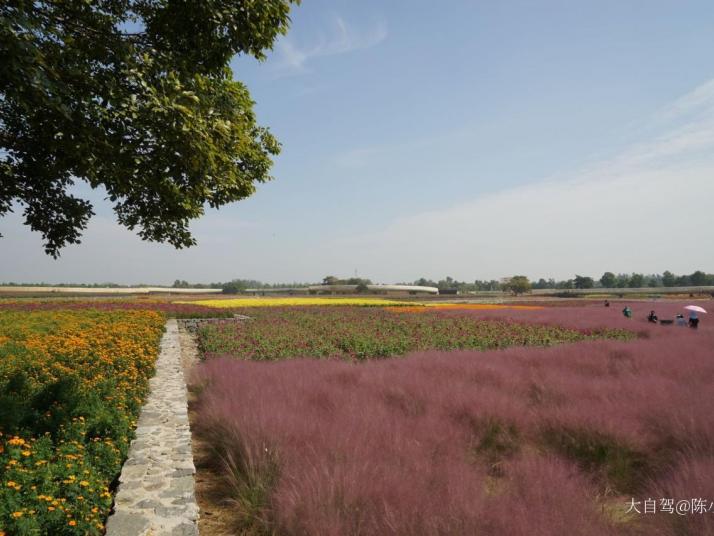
left=105, top=511, right=151, bottom=536
left=106, top=320, right=199, bottom=535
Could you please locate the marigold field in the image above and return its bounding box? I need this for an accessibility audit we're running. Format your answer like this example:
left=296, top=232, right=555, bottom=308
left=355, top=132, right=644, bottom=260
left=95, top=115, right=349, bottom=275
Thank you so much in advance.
left=190, top=300, right=714, bottom=536
left=0, top=309, right=164, bottom=535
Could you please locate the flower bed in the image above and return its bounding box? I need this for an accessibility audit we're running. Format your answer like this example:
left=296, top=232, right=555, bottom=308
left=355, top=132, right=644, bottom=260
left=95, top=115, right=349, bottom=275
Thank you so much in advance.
left=198, top=307, right=633, bottom=361
left=178, top=297, right=414, bottom=308
left=0, top=310, right=165, bottom=534
left=386, top=303, right=544, bottom=312
left=0, top=299, right=233, bottom=319
left=191, top=309, right=714, bottom=535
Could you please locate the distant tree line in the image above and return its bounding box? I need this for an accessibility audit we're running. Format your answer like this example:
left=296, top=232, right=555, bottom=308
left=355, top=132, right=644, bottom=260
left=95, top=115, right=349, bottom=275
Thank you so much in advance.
left=218, top=279, right=314, bottom=294
left=5, top=270, right=713, bottom=293
left=1, top=282, right=135, bottom=288
left=321, top=276, right=373, bottom=286
left=404, top=270, right=714, bottom=293
left=409, top=277, right=503, bottom=292
left=536, top=270, right=714, bottom=290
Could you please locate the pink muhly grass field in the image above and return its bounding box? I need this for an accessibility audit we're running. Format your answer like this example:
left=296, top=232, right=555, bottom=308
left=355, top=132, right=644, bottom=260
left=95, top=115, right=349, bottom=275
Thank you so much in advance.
left=191, top=301, right=713, bottom=535
left=438, top=299, right=712, bottom=333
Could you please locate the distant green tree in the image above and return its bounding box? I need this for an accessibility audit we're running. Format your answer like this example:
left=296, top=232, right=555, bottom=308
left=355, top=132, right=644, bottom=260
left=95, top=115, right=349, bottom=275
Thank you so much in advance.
left=322, top=276, right=340, bottom=285
left=675, top=275, right=692, bottom=287
left=490, top=279, right=504, bottom=291
left=574, top=275, right=594, bottom=289
left=346, top=278, right=372, bottom=286
left=1, top=0, right=298, bottom=257
left=172, top=280, right=190, bottom=288
left=472, top=279, right=501, bottom=291
left=221, top=280, right=247, bottom=294
left=662, top=270, right=676, bottom=287
left=644, top=274, right=661, bottom=288
left=628, top=273, right=644, bottom=288
left=615, top=274, right=630, bottom=288
left=690, top=270, right=707, bottom=286
left=437, top=276, right=456, bottom=290
left=599, top=272, right=616, bottom=288
left=555, top=279, right=574, bottom=290
left=503, top=276, right=531, bottom=295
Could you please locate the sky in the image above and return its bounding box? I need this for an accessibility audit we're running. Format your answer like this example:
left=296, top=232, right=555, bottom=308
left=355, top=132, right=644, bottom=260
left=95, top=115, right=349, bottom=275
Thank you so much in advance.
left=2, top=0, right=714, bottom=285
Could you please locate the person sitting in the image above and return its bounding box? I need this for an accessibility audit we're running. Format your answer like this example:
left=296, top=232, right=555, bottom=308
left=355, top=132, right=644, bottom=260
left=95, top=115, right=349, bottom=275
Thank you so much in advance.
left=622, top=306, right=632, bottom=318
left=604, top=300, right=610, bottom=307
left=647, top=310, right=658, bottom=323
left=675, top=314, right=686, bottom=326
left=689, top=312, right=699, bottom=329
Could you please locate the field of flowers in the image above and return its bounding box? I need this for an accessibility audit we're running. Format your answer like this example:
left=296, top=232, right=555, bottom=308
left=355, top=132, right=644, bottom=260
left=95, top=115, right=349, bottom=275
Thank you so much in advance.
left=0, top=309, right=165, bottom=535
left=386, top=303, right=545, bottom=312
left=0, top=298, right=233, bottom=319
left=180, top=297, right=415, bottom=308
left=197, top=307, right=633, bottom=361
left=191, top=301, right=714, bottom=535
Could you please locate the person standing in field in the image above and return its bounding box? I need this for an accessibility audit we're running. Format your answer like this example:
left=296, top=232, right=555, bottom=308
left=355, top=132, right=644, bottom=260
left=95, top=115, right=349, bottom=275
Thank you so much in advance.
left=622, top=306, right=632, bottom=318
left=689, top=312, right=699, bottom=328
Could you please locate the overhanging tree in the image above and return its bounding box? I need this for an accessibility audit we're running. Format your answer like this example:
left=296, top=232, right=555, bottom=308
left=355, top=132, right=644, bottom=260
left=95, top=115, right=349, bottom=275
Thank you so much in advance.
left=1, top=0, right=298, bottom=257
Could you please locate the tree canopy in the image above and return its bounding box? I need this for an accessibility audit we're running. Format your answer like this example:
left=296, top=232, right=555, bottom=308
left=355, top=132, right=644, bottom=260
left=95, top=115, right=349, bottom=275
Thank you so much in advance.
left=1, top=0, right=298, bottom=256
left=599, top=272, right=616, bottom=288
left=574, top=274, right=594, bottom=289
left=503, top=275, right=531, bottom=295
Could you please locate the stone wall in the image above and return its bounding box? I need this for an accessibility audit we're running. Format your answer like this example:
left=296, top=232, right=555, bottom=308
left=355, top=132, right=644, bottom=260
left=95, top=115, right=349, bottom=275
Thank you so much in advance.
left=105, top=320, right=199, bottom=536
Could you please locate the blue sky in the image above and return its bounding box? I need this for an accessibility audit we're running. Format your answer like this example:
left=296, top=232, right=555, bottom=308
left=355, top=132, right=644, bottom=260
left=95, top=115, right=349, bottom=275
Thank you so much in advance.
left=2, top=0, right=714, bottom=284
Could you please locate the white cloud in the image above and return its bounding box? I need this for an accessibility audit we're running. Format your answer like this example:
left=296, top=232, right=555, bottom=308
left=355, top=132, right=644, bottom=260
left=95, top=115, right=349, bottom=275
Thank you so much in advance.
left=3, top=79, right=714, bottom=285
left=271, top=15, right=387, bottom=77
left=317, top=79, right=714, bottom=282
left=651, top=78, right=714, bottom=125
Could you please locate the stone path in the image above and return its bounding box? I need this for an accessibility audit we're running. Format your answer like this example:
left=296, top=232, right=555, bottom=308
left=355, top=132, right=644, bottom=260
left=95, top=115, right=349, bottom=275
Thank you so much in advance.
left=106, top=319, right=199, bottom=536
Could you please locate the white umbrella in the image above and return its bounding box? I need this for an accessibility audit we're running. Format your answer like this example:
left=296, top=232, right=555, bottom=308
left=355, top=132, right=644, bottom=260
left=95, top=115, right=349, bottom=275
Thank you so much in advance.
left=684, top=305, right=707, bottom=314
